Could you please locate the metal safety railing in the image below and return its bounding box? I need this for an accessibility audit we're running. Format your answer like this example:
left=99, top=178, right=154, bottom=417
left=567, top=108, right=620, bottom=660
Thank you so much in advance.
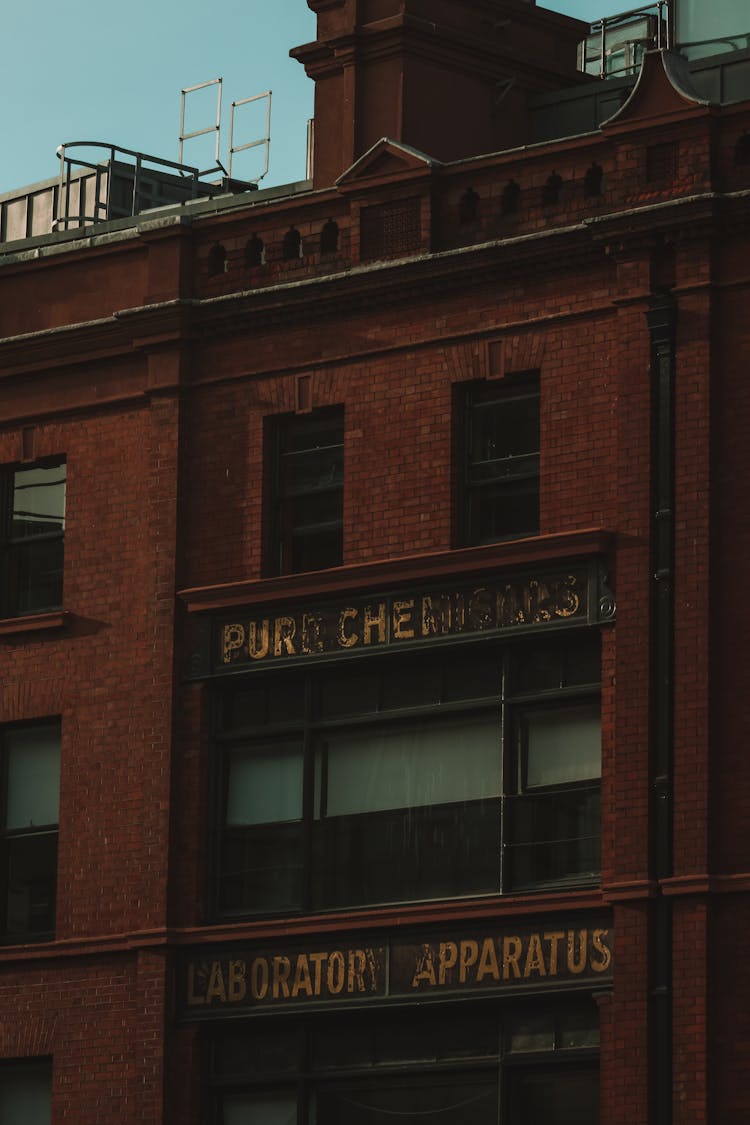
left=579, top=1, right=672, bottom=79
left=53, top=141, right=210, bottom=232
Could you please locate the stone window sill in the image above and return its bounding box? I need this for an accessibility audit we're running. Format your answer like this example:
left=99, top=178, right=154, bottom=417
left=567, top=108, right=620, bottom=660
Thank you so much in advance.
left=0, top=610, right=70, bottom=638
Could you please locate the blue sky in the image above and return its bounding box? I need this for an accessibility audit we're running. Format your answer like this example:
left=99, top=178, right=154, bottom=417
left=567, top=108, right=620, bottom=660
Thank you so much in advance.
left=0, top=0, right=629, bottom=197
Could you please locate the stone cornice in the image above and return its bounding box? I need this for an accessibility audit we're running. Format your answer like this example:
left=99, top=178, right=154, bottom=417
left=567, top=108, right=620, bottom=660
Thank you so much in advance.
left=192, top=222, right=600, bottom=339
left=0, top=300, right=193, bottom=380
left=0, top=189, right=745, bottom=379
left=178, top=529, right=614, bottom=614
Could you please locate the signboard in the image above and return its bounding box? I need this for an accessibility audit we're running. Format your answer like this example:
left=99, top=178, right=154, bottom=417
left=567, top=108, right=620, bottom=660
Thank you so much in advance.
left=179, top=919, right=613, bottom=1019
left=210, top=565, right=602, bottom=675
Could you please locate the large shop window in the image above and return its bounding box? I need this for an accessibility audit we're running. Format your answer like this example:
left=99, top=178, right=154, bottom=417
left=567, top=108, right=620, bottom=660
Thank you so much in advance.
left=461, top=379, right=539, bottom=545
left=0, top=458, right=66, bottom=618
left=0, top=722, right=60, bottom=942
left=215, top=636, right=600, bottom=917
left=208, top=998, right=600, bottom=1125
left=269, top=410, right=343, bottom=576
left=0, top=1058, right=52, bottom=1124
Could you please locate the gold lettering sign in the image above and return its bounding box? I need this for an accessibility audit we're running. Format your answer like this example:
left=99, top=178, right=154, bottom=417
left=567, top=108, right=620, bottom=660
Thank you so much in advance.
left=186, top=946, right=385, bottom=1009
left=180, top=921, right=613, bottom=1018
left=396, top=928, right=612, bottom=995
left=218, top=570, right=589, bottom=670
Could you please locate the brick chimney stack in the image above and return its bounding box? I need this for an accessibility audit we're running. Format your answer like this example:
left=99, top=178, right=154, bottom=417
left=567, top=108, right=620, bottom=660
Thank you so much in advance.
left=291, top=0, right=589, bottom=188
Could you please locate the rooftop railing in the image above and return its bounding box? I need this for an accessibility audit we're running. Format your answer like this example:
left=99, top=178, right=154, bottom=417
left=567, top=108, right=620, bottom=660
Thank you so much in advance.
left=579, top=2, right=672, bottom=79
left=53, top=141, right=212, bottom=232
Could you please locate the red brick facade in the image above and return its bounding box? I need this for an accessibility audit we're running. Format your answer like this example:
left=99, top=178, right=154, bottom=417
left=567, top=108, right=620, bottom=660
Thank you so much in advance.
left=0, top=2, right=748, bottom=1121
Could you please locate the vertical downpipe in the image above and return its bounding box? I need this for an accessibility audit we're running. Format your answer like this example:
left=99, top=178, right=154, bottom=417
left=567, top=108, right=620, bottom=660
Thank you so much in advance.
left=647, top=291, right=677, bottom=1124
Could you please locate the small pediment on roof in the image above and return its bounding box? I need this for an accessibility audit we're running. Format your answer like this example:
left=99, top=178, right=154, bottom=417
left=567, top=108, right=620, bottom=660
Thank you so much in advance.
left=336, top=138, right=439, bottom=190
left=603, top=49, right=712, bottom=130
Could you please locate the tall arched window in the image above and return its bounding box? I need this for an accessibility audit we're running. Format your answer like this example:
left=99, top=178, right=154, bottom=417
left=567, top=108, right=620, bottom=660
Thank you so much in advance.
left=283, top=227, right=302, bottom=261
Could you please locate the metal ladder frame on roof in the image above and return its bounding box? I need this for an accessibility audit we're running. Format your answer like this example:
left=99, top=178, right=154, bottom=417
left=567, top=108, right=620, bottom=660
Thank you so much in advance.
left=180, top=77, right=272, bottom=184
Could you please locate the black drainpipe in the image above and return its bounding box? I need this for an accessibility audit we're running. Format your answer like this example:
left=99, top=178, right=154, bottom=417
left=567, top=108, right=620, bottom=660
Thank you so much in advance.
left=647, top=290, right=677, bottom=1124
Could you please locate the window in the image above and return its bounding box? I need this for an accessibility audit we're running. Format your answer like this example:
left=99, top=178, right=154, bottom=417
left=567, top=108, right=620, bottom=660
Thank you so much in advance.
left=584, top=162, right=604, bottom=198
left=320, top=219, right=339, bottom=255
left=0, top=722, right=60, bottom=942
left=461, top=379, right=539, bottom=545
left=269, top=409, right=343, bottom=576
left=208, top=243, right=227, bottom=276
left=215, top=636, right=599, bottom=917
left=209, top=1000, right=599, bottom=1125
left=0, top=1059, right=52, bottom=1124
left=501, top=179, right=521, bottom=215
left=283, top=227, right=302, bottom=261
left=0, top=458, right=66, bottom=618
left=542, top=173, right=563, bottom=206
left=504, top=702, right=601, bottom=890
left=459, top=187, right=480, bottom=225
left=246, top=235, right=265, bottom=267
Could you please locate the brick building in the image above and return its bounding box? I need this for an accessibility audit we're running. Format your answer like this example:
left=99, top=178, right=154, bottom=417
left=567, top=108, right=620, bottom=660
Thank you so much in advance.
left=0, top=0, right=748, bottom=1121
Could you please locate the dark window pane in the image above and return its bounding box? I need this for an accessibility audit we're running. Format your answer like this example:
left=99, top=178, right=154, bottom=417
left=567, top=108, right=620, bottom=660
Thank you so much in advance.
left=470, top=395, right=539, bottom=469
left=469, top=451, right=539, bottom=486
left=314, top=1008, right=501, bottom=1071
left=220, top=822, right=303, bottom=913
left=1, top=721, right=60, bottom=942
left=514, top=640, right=600, bottom=693
left=444, top=654, right=502, bottom=702
left=559, top=1006, right=601, bottom=1049
left=221, top=678, right=306, bottom=729
left=319, top=671, right=379, bottom=719
left=291, top=525, right=343, bottom=574
left=282, top=416, right=342, bottom=457
left=509, top=1014, right=555, bottom=1053
left=505, top=786, right=601, bottom=889
left=267, top=678, right=306, bottom=725
left=283, top=450, right=343, bottom=495
left=381, top=662, right=441, bottom=710
left=1, top=459, right=65, bottom=617
left=374, top=1010, right=499, bottom=1066
left=564, top=641, right=601, bottom=687
left=221, top=684, right=268, bottom=729
left=464, top=383, right=539, bottom=545
left=312, top=798, right=500, bottom=908
left=515, top=647, right=565, bottom=692
left=7, top=537, right=64, bottom=615
left=289, top=488, right=342, bottom=529
left=315, top=1021, right=377, bottom=1071
left=469, top=478, right=539, bottom=543
left=3, top=832, right=57, bottom=937
left=216, top=1026, right=300, bottom=1078
left=274, top=410, right=344, bottom=575
left=507, top=1064, right=599, bottom=1125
